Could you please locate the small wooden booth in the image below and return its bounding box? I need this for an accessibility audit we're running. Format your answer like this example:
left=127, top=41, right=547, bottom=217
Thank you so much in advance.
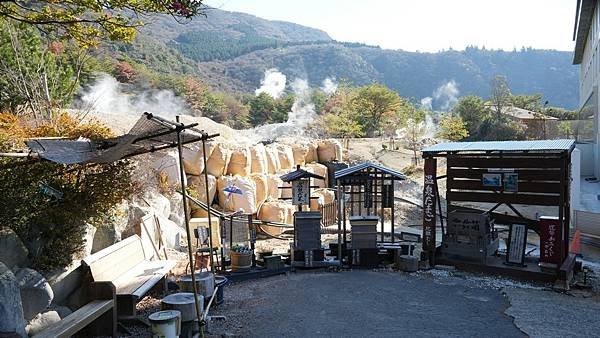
left=421, top=139, right=576, bottom=281
left=280, top=166, right=331, bottom=268
left=334, top=162, right=407, bottom=265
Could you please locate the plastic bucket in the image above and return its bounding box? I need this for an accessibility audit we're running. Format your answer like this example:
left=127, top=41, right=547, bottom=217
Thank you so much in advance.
left=230, top=252, right=252, bottom=272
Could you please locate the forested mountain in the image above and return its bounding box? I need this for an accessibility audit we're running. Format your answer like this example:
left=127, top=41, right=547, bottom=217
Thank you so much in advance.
left=119, top=7, right=578, bottom=109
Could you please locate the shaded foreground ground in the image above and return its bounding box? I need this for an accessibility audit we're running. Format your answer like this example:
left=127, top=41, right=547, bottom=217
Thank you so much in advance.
left=131, top=267, right=600, bottom=337
left=206, top=270, right=525, bottom=337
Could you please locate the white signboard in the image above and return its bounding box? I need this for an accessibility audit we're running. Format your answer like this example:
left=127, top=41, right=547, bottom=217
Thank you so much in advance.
left=507, top=223, right=526, bottom=265
left=292, top=179, right=310, bottom=205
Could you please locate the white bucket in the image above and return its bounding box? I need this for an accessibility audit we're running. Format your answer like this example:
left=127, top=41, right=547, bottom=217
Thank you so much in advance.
left=149, top=310, right=181, bottom=338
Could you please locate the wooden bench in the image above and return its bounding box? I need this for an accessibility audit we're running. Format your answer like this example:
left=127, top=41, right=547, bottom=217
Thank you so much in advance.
left=33, top=281, right=116, bottom=338
left=81, top=235, right=176, bottom=318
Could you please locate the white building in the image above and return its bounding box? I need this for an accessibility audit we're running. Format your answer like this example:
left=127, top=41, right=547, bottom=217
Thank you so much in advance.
left=574, top=0, right=600, bottom=177
left=573, top=0, right=600, bottom=239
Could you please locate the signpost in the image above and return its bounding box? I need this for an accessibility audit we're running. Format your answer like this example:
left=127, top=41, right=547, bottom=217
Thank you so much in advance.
left=506, top=223, right=527, bottom=266
left=539, top=216, right=562, bottom=266
left=364, top=180, right=373, bottom=208
left=422, top=158, right=437, bottom=266
left=382, top=183, right=394, bottom=208
left=292, top=179, right=310, bottom=206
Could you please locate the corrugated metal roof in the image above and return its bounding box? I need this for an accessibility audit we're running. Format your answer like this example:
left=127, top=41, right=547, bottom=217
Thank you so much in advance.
left=280, top=168, right=324, bottom=182
left=422, top=139, right=575, bottom=154
left=334, top=162, right=406, bottom=180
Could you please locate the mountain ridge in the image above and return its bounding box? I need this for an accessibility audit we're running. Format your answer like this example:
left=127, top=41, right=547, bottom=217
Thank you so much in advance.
left=122, top=8, right=579, bottom=110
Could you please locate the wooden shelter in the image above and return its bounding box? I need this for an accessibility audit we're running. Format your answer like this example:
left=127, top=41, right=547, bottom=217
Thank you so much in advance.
left=421, top=139, right=576, bottom=281
left=334, top=162, right=406, bottom=263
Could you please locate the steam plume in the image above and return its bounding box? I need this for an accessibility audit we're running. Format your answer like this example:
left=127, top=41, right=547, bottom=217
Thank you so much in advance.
left=433, top=80, right=459, bottom=111
left=287, top=78, right=316, bottom=128
left=74, top=73, right=188, bottom=118
left=255, top=68, right=287, bottom=99
left=420, top=97, right=433, bottom=111
left=321, top=77, right=338, bottom=95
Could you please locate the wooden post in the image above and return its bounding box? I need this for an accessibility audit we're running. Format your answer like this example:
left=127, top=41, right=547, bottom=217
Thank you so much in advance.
left=175, top=116, right=203, bottom=326
left=201, top=138, right=215, bottom=271
left=422, top=157, right=437, bottom=267
left=337, top=180, right=343, bottom=265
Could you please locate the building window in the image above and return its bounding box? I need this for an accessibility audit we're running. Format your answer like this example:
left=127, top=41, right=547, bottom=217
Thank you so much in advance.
left=576, top=91, right=597, bottom=143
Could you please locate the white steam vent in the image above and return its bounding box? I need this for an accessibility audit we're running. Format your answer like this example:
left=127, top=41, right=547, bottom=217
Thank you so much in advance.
left=420, top=79, right=459, bottom=112
left=74, top=73, right=188, bottom=118
left=255, top=68, right=287, bottom=99
left=433, top=79, right=459, bottom=111
left=321, top=77, right=338, bottom=95
left=287, top=78, right=315, bottom=128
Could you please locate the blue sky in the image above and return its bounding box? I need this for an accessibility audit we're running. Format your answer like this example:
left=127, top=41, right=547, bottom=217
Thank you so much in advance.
left=203, top=0, right=577, bottom=52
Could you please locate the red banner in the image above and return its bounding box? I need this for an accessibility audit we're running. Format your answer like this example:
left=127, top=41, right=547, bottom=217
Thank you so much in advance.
left=539, top=216, right=562, bottom=265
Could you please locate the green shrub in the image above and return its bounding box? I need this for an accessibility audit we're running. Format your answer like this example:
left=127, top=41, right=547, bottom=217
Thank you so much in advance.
left=0, top=113, right=135, bottom=271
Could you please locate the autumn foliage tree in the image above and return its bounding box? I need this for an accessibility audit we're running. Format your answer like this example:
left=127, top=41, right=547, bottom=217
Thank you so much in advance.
left=437, top=114, right=469, bottom=141
left=114, top=61, right=137, bottom=83
left=352, top=83, right=404, bottom=137
left=0, top=0, right=206, bottom=47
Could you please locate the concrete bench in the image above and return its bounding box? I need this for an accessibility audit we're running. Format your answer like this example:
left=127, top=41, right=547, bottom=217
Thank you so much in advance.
left=81, top=235, right=176, bottom=318
left=32, top=281, right=116, bottom=338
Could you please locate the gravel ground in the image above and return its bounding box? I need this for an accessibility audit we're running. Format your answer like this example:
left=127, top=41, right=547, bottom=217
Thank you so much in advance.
left=504, top=287, right=600, bottom=338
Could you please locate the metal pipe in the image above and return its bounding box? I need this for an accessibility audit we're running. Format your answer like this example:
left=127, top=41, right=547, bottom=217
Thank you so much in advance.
left=175, top=116, right=203, bottom=326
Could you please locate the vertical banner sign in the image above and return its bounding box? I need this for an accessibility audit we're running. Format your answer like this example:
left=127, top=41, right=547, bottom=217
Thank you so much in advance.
left=539, top=216, right=562, bottom=265
left=506, top=223, right=527, bottom=265
left=382, top=183, right=394, bottom=208
left=364, top=180, right=373, bottom=208
left=422, top=158, right=437, bottom=265
left=292, top=179, right=310, bottom=205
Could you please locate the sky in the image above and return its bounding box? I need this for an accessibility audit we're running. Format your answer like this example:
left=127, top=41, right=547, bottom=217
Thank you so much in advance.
left=203, top=0, right=577, bottom=52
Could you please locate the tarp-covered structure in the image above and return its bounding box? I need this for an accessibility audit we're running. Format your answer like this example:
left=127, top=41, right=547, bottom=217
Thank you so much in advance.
left=26, top=113, right=210, bottom=164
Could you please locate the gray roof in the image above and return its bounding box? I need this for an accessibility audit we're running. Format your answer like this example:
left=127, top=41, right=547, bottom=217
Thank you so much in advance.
left=422, top=139, right=575, bottom=154
left=280, top=168, right=324, bottom=182
left=499, top=106, right=558, bottom=120
left=334, top=162, right=406, bottom=180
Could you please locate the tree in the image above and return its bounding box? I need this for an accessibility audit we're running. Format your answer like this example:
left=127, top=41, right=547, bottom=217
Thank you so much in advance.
left=0, top=0, right=205, bottom=47
left=478, top=116, right=526, bottom=141
left=400, top=117, right=426, bottom=165
left=247, top=92, right=277, bottom=126
left=184, top=77, right=211, bottom=115
left=352, top=83, right=403, bottom=137
left=489, top=75, right=511, bottom=118
left=558, top=121, right=574, bottom=138
left=452, top=95, right=488, bottom=139
left=114, top=61, right=137, bottom=83
left=318, top=110, right=364, bottom=149
left=245, top=92, right=295, bottom=126
left=315, top=85, right=365, bottom=148
left=509, top=94, right=543, bottom=111
left=438, top=114, right=469, bottom=141
left=311, top=88, right=327, bottom=114
left=0, top=19, right=85, bottom=117
left=273, top=93, right=295, bottom=123
left=220, top=93, right=250, bottom=129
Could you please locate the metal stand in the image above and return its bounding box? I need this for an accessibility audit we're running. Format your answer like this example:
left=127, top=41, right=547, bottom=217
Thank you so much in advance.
left=175, top=116, right=203, bottom=326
